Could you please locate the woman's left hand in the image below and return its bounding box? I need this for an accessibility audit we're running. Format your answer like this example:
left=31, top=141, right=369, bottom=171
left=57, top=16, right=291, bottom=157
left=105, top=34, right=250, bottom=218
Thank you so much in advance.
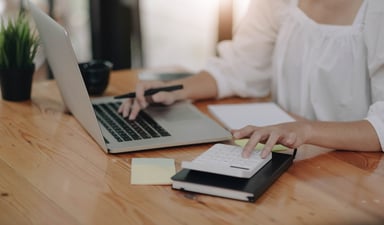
left=232, top=122, right=311, bottom=158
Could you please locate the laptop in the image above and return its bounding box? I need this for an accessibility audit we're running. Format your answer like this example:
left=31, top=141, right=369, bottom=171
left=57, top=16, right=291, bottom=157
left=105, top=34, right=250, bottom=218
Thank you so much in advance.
left=29, top=2, right=231, bottom=154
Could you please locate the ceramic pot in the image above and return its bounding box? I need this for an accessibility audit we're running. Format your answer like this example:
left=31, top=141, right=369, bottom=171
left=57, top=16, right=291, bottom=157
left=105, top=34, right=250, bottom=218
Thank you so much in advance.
left=0, top=64, right=35, bottom=101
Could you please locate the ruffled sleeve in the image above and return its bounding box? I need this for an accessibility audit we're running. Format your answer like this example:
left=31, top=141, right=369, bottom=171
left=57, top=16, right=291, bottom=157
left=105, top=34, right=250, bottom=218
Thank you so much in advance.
left=203, top=0, right=289, bottom=99
left=364, top=0, right=384, bottom=151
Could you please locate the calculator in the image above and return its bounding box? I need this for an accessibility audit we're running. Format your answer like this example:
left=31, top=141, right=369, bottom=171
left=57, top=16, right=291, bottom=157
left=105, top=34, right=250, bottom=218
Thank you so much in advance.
left=181, top=143, right=272, bottom=178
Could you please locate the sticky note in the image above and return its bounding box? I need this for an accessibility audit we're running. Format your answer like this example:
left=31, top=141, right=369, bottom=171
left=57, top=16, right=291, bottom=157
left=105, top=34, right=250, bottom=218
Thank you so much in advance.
left=234, top=139, right=287, bottom=151
left=131, top=158, right=176, bottom=185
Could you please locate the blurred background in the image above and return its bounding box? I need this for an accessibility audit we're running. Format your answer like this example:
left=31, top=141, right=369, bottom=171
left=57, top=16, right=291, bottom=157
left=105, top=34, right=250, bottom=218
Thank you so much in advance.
left=0, top=0, right=250, bottom=80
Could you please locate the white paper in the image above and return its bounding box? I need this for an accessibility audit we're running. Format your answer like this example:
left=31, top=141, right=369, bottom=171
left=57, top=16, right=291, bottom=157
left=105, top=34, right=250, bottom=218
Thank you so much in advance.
left=208, top=102, right=294, bottom=130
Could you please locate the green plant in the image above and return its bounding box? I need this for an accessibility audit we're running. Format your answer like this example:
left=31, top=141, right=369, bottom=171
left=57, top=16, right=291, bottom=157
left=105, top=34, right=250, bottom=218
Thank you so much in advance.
left=0, top=11, right=39, bottom=69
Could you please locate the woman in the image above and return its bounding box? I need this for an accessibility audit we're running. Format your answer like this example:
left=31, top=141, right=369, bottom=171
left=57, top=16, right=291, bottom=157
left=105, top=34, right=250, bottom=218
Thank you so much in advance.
left=119, top=0, right=384, bottom=158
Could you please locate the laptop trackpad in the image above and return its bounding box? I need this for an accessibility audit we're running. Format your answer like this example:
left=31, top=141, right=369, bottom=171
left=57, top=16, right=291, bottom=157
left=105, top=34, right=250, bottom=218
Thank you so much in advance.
left=146, top=103, right=202, bottom=121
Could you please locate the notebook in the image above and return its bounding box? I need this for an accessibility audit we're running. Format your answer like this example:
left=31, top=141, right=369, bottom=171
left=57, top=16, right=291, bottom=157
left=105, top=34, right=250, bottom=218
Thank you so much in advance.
left=208, top=102, right=295, bottom=130
left=172, top=150, right=296, bottom=202
left=29, top=2, right=231, bottom=154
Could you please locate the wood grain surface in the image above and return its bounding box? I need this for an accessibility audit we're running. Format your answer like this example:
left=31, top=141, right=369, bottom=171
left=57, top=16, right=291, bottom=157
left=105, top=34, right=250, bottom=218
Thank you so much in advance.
left=0, top=70, right=383, bottom=225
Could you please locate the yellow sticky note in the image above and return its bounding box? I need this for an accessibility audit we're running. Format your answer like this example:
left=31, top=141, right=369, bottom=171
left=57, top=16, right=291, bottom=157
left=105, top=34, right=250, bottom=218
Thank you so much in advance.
left=234, top=139, right=287, bottom=151
left=131, top=158, right=176, bottom=185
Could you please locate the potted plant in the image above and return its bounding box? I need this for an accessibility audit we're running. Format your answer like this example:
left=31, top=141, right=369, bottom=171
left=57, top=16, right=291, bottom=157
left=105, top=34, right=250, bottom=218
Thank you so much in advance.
left=0, top=10, right=39, bottom=101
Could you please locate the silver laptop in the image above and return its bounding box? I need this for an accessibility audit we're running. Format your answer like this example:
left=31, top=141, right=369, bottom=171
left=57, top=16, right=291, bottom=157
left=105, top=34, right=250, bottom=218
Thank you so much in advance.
left=29, top=2, right=231, bottom=154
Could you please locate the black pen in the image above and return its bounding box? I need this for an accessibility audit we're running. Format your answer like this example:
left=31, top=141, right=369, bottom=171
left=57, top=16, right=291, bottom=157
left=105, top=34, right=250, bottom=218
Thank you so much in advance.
left=114, top=84, right=183, bottom=99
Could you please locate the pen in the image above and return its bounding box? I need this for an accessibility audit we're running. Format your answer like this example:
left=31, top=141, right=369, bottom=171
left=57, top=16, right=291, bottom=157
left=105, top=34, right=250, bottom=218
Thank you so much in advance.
left=114, top=84, right=183, bottom=99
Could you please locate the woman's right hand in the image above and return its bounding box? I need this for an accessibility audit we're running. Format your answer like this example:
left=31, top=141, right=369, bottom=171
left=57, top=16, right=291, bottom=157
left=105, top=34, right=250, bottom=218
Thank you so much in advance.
left=118, top=71, right=218, bottom=120
left=117, top=80, right=180, bottom=120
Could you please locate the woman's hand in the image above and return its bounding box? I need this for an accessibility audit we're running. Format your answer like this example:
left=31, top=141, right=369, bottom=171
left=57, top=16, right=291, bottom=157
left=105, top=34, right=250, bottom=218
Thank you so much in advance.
left=232, top=122, right=311, bottom=158
left=118, top=80, right=180, bottom=120
left=117, top=71, right=219, bottom=120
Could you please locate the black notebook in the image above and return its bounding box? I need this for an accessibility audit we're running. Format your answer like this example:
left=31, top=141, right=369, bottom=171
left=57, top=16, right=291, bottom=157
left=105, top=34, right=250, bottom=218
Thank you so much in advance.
left=171, top=150, right=296, bottom=202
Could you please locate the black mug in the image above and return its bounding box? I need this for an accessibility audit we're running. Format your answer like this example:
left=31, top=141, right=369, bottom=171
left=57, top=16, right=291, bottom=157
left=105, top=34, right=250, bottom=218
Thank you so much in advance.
left=79, top=60, right=113, bottom=96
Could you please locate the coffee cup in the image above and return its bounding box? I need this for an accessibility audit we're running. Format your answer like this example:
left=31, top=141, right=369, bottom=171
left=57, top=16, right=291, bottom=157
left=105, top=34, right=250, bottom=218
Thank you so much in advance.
left=79, top=60, right=113, bottom=96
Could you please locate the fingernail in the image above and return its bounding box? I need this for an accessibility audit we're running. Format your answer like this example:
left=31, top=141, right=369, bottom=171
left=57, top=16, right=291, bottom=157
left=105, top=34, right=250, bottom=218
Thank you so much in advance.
left=241, top=152, right=249, bottom=158
left=261, top=152, right=268, bottom=159
left=122, top=111, right=127, bottom=118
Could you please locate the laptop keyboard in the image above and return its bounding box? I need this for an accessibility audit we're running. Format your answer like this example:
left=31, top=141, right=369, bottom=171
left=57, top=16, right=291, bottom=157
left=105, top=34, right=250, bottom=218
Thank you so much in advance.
left=92, top=102, right=170, bottom=142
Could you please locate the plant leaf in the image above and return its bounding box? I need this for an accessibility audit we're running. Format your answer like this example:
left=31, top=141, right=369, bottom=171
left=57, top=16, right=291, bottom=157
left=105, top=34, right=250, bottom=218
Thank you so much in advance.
left=0, top=12, right=40, bottom=69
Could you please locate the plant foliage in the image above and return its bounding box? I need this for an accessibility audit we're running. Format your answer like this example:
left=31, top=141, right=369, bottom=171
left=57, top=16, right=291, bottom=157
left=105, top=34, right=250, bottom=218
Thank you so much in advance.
left=0, top=11, right=39, bottom=69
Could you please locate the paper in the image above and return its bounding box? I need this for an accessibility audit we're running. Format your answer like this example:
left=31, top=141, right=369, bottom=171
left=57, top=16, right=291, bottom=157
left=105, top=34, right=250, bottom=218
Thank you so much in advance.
left=234, top=139, right=287, bottom=151
left=208, top=102, right=294, bottom=130
left=131, top=158, right=176, bottom=185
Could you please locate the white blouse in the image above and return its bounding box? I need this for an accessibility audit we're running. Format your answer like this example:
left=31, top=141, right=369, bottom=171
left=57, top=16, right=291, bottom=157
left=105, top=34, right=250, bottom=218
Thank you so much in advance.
left=204, top=0, right=384, bottom=151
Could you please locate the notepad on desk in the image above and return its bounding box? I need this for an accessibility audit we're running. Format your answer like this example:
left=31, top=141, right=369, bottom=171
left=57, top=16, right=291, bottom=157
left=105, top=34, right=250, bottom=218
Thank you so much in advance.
left=131, top=158, right=176, bottom=185
left=208, top=102, right=295, bottom=130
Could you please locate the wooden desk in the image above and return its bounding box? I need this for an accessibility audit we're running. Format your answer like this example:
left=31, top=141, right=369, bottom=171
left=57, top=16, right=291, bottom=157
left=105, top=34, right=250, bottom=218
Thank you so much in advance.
left=1, top=70, right=383, bottom=225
